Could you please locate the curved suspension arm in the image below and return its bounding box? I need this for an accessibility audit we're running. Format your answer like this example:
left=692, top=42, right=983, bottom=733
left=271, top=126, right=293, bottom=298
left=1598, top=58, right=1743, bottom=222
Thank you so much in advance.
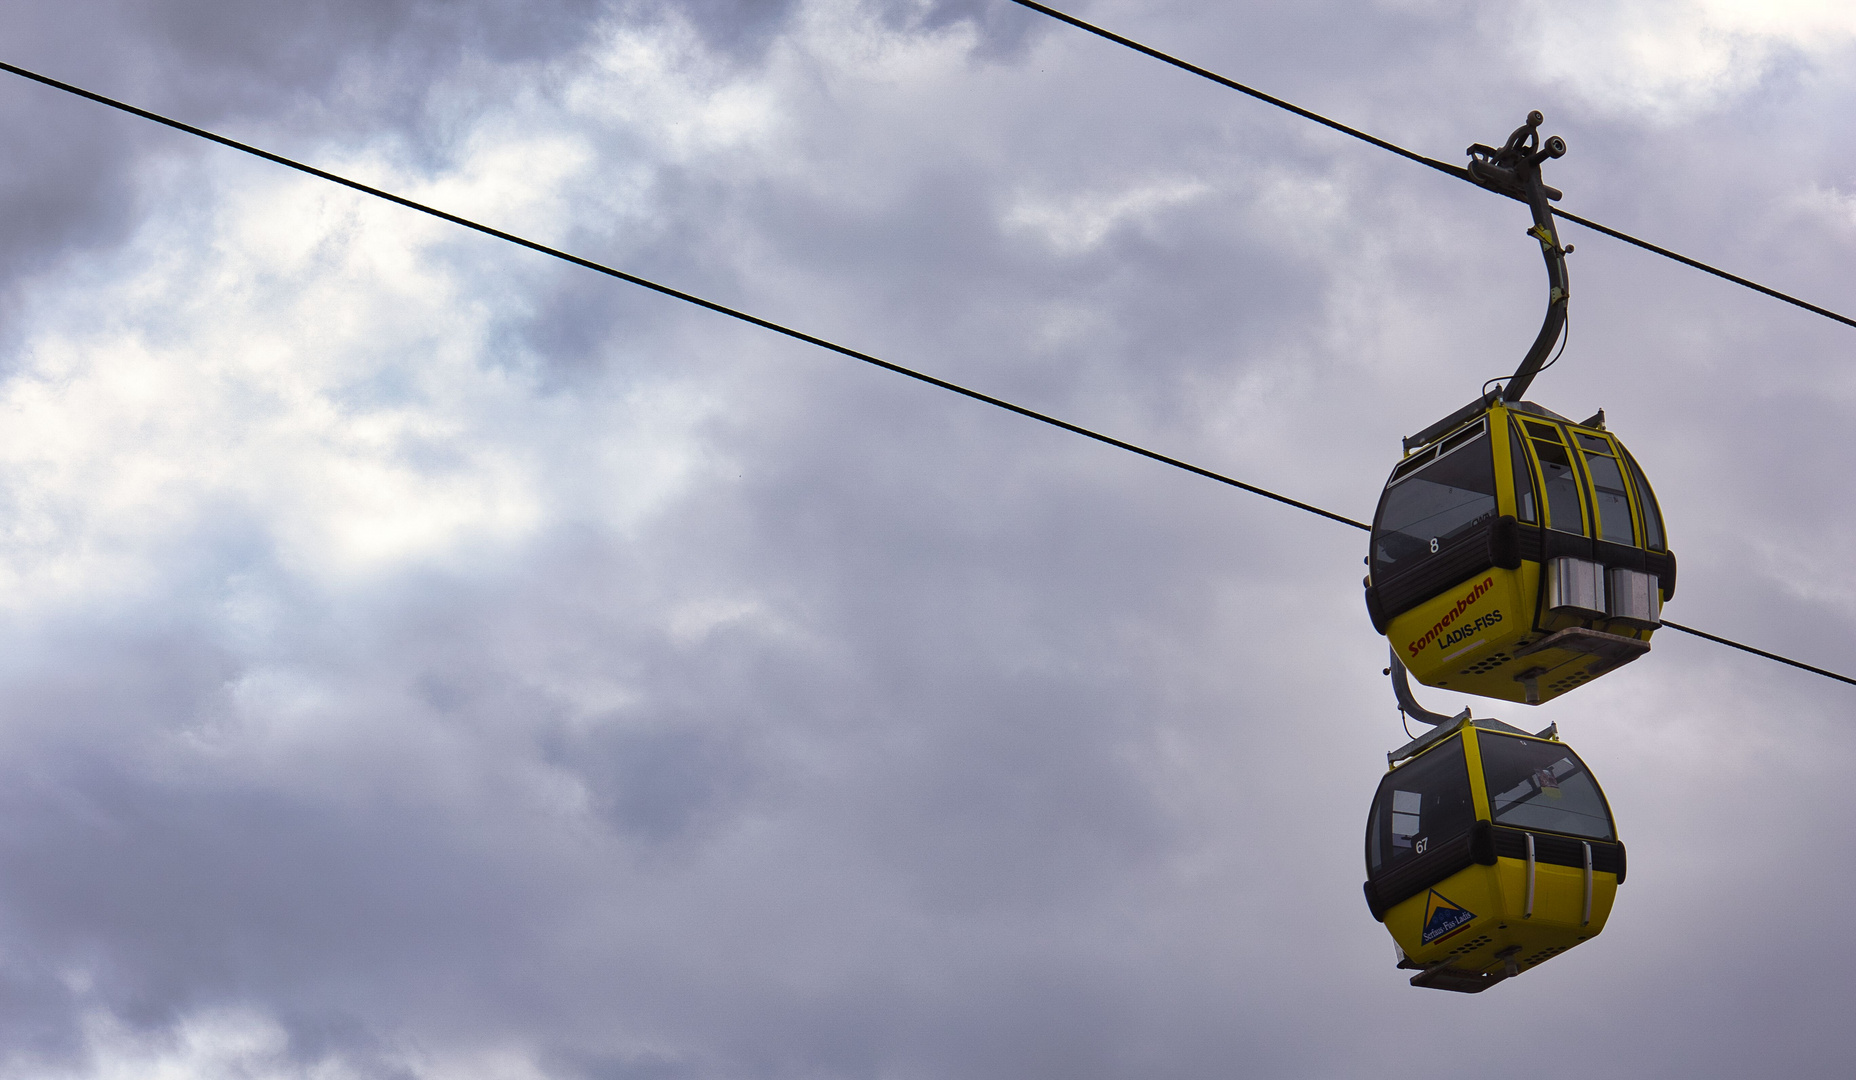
left=1389, top=647, right=1466, bottom=727
left=1466, top=111, right=1570, bottom=404
left=1399, top=113, right=1570, bottom=452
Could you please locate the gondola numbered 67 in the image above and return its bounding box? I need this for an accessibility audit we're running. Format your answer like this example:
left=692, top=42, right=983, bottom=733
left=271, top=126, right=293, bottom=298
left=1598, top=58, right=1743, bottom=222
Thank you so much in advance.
left=1364, top=714, right=1625, bottom=992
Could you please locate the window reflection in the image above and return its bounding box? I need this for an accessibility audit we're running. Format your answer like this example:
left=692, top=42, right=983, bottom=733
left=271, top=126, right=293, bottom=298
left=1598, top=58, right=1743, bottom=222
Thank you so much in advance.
left=1623, top=448, right=1665, bottom=552
left=1368, top=738, right=1476, bottom=871
left=1528, top=430, right=1586, bottom=536
left=1477, top=734, right=1614, bottom=841
left=1582, top=451, right=1635, bottom=545
left=1373, top=431, right=1497, bottom=579
left=1508, top=424, right=1537, bottom=523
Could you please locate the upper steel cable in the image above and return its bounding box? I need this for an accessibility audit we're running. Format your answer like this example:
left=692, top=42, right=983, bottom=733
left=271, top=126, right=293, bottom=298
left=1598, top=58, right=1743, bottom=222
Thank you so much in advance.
left=1004, top=0, right=1856, bottom=333
left=0, top=60, right=1847, bottom=688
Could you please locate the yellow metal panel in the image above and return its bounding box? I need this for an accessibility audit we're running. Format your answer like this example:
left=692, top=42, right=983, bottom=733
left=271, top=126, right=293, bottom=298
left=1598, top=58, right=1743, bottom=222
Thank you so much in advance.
left=1384, top=860, right=1617, bottom=979
left=1386, top=565, right=1540, bottom=703
left=1372, top=402, right=1669, bottom=704
left=1463, top=728, right=1492, bottom=821
left=1382, top=558, right=1657, bottom=705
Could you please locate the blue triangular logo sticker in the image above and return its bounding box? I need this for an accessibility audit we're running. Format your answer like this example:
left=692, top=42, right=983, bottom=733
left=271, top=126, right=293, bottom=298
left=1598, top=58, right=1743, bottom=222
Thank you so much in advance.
left=1421, top=890, right=1476, bottom=945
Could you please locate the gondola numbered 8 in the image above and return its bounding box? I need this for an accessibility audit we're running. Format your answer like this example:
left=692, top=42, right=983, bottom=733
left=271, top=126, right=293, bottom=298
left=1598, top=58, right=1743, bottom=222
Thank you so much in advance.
left=1366, top=403, right=1673, bottom=704
left=1363, top=112, right=1674, bottom=705
left=1363, top=714, right=1625, bottom=992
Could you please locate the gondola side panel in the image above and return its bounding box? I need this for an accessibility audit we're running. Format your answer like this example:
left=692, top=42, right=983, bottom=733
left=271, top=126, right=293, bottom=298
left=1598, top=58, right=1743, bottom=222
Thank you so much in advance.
left=1388, top=563, right=1539, bottom=703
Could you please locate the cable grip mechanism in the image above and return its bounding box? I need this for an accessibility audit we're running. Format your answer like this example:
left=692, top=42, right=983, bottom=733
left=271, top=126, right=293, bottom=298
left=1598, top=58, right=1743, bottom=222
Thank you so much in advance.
left=1466, top=111, right=1570, bottom=404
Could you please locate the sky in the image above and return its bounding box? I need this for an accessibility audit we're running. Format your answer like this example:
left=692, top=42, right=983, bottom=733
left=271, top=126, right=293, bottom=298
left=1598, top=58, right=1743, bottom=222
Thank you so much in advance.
left=0, top=0, right=1851, bottom=1076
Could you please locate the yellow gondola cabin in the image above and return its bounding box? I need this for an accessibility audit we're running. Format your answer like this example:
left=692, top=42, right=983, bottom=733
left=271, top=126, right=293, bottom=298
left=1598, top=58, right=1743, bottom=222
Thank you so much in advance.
left=1364, top=401, right=1674, bottom=705
left=1363, top=714, right=1625, bottom=992
left=1366, top=112, right=1678, bottom=705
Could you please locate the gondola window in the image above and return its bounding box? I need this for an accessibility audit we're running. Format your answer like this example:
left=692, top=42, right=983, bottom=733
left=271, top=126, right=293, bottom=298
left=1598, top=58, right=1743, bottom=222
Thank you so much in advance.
left=1477, top=733, right=1615, bottom=841
left=1623, top=449, right=1666, bottom=552
left=1371, top=427, right=1496, bottom=579
left=1582, top=449, right=1635, bottom=546
left=1508, top=424, right=1538, bottom=523
left=1525, top=425, right=1586, bottom=536
left=1368, top=738, right=1476, bottom=872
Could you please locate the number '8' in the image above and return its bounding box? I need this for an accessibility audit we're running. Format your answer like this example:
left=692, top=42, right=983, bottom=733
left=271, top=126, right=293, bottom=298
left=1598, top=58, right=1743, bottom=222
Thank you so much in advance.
left=1429, top=537, right=1439, bottom=553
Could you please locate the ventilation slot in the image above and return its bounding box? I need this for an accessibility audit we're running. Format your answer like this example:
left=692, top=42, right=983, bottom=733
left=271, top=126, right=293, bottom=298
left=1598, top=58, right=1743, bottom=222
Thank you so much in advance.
left=1547, top=671, right=1592, bottom=693
left=1442, top=934, right=1492, bottom=959
left=1460, top=653, right=1512, bottom=676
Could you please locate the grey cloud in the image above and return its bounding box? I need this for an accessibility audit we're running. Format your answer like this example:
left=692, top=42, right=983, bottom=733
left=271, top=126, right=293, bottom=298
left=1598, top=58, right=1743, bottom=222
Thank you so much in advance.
left=878, top=0, right=1042, bottom=60
left=630, top=0, right=806, bottom=59
left=0, top=0, right=610, bottom=348
left=0, top=1, right=1854, bottom=1078
left=623, top=0, right=1038, bottom=62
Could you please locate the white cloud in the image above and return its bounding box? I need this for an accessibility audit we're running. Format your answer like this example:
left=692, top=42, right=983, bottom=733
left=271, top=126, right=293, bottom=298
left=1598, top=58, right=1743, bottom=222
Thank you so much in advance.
left=1004, top=177, right=1210, bottom=254
left=14, top=1008, right=564, bottom=1080
left=1508, top=0, right=1856, bottom=121
left=0, top=89, right=735, bottom=605
left=20, top=1010, right=325, bottom=1080
left=0, top=0, right=1854, bottom=1076
left=567, top=18, right=786, bottom=164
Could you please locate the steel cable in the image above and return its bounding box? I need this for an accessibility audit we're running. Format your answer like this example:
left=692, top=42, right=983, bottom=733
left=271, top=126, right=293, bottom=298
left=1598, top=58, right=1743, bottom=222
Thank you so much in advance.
left=1004, top=0, right=1856, bottom=332
left=0, top=59, right=1847, bottom=689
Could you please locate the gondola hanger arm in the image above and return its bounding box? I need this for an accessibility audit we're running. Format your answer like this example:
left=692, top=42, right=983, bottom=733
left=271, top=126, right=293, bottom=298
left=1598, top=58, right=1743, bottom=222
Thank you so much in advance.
left=1402, top=112, right=1571, bottom=452
left=1466, top=112, right=1571, bottom=405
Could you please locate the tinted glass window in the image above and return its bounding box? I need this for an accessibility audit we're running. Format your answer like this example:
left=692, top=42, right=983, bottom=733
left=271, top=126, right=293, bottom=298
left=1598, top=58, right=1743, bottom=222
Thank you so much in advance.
left=1477, top=734, right=1614, bottom=841
left=1508, top=424, right=1537, bottom=523
left=1582, top=451, right=1635, bottom=545
left=1372, top=431, right=1496, bottom=579
left=1367, top=738, right=1476, bottom=873
left=1623, top=448, right=1665, bottom=551
left=1441, top=423, right=1483, bottom=455
left=1391, top=446, right=1436, bottom=482
left=1529, top=432, right=1586, bottom=535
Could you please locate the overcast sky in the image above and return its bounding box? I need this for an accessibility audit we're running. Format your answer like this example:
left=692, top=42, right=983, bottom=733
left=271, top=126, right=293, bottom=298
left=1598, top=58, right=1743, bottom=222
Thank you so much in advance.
left=0, top=1, right=1851, bottom=1076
